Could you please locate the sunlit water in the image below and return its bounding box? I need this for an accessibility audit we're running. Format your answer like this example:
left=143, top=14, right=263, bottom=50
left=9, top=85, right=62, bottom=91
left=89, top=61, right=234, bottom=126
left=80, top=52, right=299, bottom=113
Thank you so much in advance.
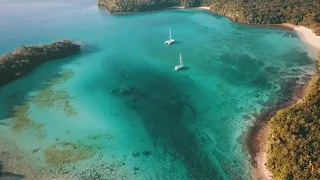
left=0, top=0, right=316, bottom=179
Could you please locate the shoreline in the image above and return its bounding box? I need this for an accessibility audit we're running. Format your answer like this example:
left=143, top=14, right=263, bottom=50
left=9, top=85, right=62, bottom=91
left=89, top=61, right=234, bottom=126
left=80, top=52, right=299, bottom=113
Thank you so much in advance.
left=106, top=6, right=320, bottom=57
left=278, top=23, right=320, bottom=58
left=247, top=76, right=312, bottom=180
left=0, top=40, right=81, bottom=87
left=106, top=6, right=211, bottom=15
left=248, top=23, right=320, bottom=180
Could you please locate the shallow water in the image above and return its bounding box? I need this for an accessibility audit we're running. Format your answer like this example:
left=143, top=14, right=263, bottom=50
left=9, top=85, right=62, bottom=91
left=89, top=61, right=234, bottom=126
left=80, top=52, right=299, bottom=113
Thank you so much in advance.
left=0, top=0, right=316, bottom=179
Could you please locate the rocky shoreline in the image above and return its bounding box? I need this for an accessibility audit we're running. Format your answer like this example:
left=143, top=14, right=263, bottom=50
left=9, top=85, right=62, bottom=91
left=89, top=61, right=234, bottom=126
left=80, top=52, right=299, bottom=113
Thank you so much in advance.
left=0, top=40, right=81, bottom=87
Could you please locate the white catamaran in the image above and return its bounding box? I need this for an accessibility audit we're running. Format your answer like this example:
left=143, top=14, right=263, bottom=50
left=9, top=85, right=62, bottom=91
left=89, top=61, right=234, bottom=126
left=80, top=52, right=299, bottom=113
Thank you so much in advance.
left=174, top=53, right=184, bottom=71
left=165, top=27, right=175, bottom=45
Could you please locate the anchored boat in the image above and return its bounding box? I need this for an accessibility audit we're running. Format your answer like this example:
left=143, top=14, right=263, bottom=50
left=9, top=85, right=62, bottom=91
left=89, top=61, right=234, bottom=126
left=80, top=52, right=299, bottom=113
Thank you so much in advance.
left=165, top=27, right=175, bottom=45
left=174, top=53, right=184, bottom=71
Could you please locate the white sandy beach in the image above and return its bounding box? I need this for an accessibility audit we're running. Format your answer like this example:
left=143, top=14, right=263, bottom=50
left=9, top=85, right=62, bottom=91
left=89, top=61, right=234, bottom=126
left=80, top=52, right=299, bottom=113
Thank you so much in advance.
left=282, top=23, right=320, bottom=57
left=194, top=10, right=320, bottom=52
left=197, top=6, right=211, bottom=10
left=252, top=124, right=273, bottom=180
left=294, top=26, right=320, bottom=50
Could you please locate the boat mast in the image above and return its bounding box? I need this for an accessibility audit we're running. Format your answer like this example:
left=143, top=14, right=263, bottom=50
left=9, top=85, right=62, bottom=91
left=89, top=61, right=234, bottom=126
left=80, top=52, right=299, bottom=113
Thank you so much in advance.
left=169, top=27, right=172, bottom=39
left=180, top=53, right=183, bottom=66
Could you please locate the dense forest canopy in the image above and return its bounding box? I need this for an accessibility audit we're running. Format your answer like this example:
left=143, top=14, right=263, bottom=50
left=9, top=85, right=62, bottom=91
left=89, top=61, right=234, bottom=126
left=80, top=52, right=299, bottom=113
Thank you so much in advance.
left=267, top=54, right=320, bottom=180
left=207, top=0, right=320, bottom=35
left=98, top=0, right=201, bottom=12
left=0, top=40, right=80, bottom=86
left=98, top=0, right=320, bottom=35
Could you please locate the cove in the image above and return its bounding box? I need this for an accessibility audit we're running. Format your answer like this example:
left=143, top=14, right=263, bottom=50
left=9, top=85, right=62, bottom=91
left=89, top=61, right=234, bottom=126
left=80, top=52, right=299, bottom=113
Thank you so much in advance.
left=0, top=0, right=316, bottom=179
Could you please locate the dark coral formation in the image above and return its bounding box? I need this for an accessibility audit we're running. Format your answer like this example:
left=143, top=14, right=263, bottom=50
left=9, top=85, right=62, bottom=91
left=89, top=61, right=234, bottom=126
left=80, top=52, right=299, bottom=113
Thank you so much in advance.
left=109, top=65, right=222, bottom=179
left=76, top=159, right=128, bottom=180
left=132, top=152, right=141, bottom=158
left=0, top=40, right=80, bottom=87
left=142, top=151, right=152, bottom=157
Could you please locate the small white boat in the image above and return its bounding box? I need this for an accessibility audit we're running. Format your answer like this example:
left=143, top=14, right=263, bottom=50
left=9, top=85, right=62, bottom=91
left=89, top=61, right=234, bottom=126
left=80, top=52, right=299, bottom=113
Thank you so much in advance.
left=174, top=53, right=184, bottom=71
left=165, top=27, right=175, bottom=45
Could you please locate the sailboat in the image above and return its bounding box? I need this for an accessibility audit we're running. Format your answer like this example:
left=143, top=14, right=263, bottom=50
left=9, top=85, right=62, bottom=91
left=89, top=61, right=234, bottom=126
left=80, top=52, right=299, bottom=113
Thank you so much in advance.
left=174, top=53, right=184, bottom=71
left=164, top=27, right=175, bottom=45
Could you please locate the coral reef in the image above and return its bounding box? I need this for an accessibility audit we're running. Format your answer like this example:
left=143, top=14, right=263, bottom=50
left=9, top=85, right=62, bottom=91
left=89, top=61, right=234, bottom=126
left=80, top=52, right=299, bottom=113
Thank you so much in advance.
left=44, top=141, right=95, bottom=165
left=11, top=104, right=33, bottom=132
left=9, top=70, right=76, bottom=136
left=48, top=70, right=74, bottom=87
left=33, top=88, right=77, bottom=117
left=33, top=70, right=77, bottom=117
left=86, top=133, right=113, bottom=140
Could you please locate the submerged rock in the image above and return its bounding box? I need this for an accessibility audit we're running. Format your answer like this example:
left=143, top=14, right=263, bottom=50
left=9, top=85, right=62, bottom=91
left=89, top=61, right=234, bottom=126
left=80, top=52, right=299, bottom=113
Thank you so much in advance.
left=132, top=152, right=140, bottom=158
left=142, top=151, right=152, bottom=157
left=0, top=40, right=81, bottom=87
left=133, top=166, right=139, bottom=171
left=32, top=148, right=41, bottom=153
left=119, top=86, right=134, bottom=95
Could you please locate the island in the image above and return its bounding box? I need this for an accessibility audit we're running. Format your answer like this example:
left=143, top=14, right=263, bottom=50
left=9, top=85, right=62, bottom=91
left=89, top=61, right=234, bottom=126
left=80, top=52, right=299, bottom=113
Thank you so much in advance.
left=0, top=40, right=81, bottom=87
left=98, top=0, right=201, bottom=12
left=98, top=0, right=320, bottom=35
left=98, top=1, right=320, bottom=179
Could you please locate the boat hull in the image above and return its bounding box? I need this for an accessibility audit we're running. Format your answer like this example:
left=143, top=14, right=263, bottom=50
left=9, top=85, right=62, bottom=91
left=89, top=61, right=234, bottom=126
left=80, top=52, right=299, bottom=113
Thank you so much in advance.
left=174, top=65, right=183, bottom=71
left=165, top=39, right=175, bottom=45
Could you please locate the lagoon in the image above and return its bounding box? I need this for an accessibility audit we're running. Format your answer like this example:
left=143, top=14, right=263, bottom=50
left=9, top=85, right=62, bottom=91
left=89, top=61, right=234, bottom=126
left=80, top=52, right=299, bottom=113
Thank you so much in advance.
left=0, top=0, right=316, bottom=179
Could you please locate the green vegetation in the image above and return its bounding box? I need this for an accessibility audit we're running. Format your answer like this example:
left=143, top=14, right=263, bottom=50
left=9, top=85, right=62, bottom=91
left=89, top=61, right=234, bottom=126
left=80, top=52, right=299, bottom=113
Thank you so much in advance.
left=266, top=54, right=320, bottom=179
left=207, top=0, right=320, bottom=35
left=98, top=0, right=320, bottom=35
left=0, top=40, right=81, bottom=86
left=98, top=0, right=201, bottom=12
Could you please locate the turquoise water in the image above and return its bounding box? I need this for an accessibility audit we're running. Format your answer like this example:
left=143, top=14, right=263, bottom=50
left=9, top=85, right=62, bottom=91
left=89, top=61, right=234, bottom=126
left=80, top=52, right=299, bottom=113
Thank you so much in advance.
left=0, top=0, right=316, bottom=179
